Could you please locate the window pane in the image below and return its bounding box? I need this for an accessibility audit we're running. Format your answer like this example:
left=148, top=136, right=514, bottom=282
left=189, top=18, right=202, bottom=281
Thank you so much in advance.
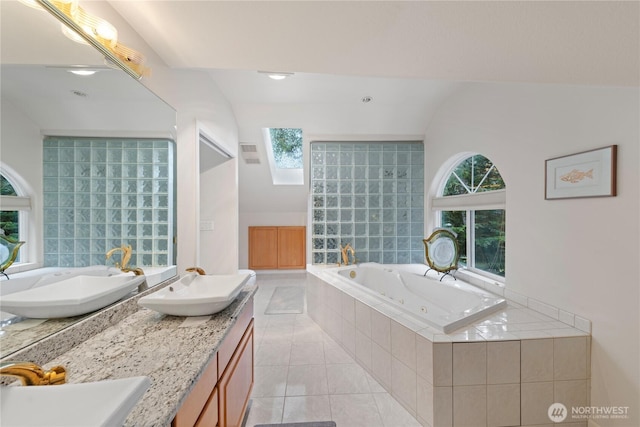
left=441, top=210, right=467, bottom=267
left=474, top=209, right=506, bottom=277
left=476, top=163, right=505, bottom=193
left=0, top=210, right=19, bottom=240
left=269, top=128, right=303, bottom=169
left=442, top=155, right=505, bottom=195
left=1, top=175, right=18, bottom=196
left=1, top=175, right=20, bottom=253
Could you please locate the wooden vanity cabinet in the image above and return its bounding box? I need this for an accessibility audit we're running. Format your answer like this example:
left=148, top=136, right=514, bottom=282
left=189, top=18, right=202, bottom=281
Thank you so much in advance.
left=172, top=298, right=254, bottom=427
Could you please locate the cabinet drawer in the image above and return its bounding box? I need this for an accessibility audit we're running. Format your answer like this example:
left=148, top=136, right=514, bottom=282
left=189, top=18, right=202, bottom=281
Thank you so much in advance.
left=173, top=353, right=218, bottom=427
left=218, top=298, right=253, bottom=377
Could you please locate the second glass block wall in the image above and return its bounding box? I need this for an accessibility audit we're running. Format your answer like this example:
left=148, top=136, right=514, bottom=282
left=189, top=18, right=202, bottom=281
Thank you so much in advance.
left=310, top=142, right=425, bottom=265
left=43, top=137, right=175, bottom=268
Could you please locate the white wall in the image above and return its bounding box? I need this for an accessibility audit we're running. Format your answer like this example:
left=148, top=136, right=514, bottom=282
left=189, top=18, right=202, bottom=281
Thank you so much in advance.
left=139, top=68, right=240, bottom=274
left=424, top=82, right=639, bottom=426
left=199, top=157, right=239, bottom=274
left=81, top=1, right=242, bottom=274
left=0, top=99, right=44, bottom=268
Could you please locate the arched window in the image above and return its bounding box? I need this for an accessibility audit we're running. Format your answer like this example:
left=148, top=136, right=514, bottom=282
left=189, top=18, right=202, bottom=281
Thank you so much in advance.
left=0, top=169, right=31, bottom=265
left=432, top=154, right=506, bottom=278
left=0, top=175, right=19, bottom=240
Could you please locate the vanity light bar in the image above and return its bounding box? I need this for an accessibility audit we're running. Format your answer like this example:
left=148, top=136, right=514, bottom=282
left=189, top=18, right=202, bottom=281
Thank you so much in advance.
left=33, top=0, right=146, bottom=80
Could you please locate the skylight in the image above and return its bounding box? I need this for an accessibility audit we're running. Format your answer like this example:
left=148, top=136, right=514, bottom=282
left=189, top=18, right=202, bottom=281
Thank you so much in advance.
left=263, top=127, right=304, bottom=185
left=269, top=128, right=303, bottom=169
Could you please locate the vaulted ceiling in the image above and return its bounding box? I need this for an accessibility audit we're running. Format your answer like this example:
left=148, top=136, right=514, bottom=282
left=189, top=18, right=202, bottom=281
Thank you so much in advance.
left=109, top=1, right=638, bottom=213
left=5, top=1, right=637, bottom=213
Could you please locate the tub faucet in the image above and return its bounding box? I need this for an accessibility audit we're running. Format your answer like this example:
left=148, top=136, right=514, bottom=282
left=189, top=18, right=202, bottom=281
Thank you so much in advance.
left=106, top=245, right=145, bottom=276
left=186, top=267, right=206, bottom=275
left=339, top=243, right=356, bottom=266
left=106, top=244, right=133, bottom=270
left=0, top=361, right=66, bottom=386
left=106, top=245, right=146, bottom=291
left=122, top=267, right=145, bottom=276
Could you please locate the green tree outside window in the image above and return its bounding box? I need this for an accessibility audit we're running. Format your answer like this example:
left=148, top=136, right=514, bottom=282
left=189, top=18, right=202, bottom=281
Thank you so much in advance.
left=269, top=128, right=303, bottom=169
left=0, top=175, right=19, bottom=240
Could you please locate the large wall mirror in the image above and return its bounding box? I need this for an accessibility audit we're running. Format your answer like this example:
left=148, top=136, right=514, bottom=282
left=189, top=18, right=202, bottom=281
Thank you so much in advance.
left=0, top=0, right=177, bottom=358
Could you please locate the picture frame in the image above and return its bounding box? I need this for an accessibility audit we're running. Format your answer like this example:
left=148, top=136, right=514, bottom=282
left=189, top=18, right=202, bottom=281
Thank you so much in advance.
left=545, top=145, right=617, bottom=200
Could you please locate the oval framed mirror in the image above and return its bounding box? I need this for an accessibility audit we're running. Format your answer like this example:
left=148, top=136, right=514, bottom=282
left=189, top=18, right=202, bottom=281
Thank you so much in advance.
left=423, top=228, right=459, bottom=280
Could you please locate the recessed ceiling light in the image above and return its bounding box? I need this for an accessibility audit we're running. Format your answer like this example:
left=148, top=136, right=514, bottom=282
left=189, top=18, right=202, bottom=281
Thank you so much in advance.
left=68, top=69, right=98, bottom=76
left=258, top=71, right=294, bottom=80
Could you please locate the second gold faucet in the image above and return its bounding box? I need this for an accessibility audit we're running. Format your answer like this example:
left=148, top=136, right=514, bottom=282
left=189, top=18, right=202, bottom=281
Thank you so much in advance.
left=339, top=243, right=356, bottom=266
left=106, top=244, right=144, bottom=276
left=0, top=361, right=66, bottom=386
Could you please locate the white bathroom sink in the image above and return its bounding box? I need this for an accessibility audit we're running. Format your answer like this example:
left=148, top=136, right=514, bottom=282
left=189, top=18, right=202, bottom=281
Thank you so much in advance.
left=0, top=275, right=146, bottom=318
left=0, top=376, right=150, bottom=426
left=138, top=273, right=250, bottom=316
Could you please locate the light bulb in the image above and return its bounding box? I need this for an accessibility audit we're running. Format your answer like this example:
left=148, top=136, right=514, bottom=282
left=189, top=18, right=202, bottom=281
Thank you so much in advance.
left=68, top=69, right=97, bottom=76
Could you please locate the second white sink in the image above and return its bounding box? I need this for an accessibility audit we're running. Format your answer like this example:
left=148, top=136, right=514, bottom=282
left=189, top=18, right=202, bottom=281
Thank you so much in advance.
left=0, top=376, right=150, bottom=426
left=0, top=275, right=146, bottom=318
left=138, top=273, right=249, bottom=316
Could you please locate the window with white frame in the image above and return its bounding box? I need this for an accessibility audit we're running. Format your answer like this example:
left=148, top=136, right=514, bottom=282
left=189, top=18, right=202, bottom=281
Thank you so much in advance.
left=432, top=154, right=506, bottom=278
left=0, top=171, right=31, bottom=264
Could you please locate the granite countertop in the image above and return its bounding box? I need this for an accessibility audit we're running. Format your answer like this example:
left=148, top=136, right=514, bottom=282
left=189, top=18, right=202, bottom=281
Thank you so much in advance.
left=42, top=286, right=256, bottom=427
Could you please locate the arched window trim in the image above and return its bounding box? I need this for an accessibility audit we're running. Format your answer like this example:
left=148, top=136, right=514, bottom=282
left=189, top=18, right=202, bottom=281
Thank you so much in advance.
left=432, top=189, right=505, bottom=211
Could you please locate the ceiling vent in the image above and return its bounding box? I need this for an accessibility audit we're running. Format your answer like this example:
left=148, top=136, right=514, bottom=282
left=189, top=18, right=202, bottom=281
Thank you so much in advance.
left=240, top=144, right=260, bottom=164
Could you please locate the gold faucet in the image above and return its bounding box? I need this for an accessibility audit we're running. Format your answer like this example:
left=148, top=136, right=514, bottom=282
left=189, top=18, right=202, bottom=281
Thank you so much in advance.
left=122, top=267, right=145, bottom=276
left=106, top=245, right=145, bottom=276
left=105, top=244, right=133, bottom=270
left=0, top=361, right=66, bottom=386
left=186, top=267, right=206, bottom=275
left=339, top=243, right=356, bottom=266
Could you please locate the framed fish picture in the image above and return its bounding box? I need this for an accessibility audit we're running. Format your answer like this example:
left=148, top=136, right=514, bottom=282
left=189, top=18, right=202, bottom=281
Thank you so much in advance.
left=545, top=145, right=617, bottom=200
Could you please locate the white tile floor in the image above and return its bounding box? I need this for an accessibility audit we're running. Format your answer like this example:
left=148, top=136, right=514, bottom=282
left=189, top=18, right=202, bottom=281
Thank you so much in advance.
left=244, top=272, right=421, bottom=427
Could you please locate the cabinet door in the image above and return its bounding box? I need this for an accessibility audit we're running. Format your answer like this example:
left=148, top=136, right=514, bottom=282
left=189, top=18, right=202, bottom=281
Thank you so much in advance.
left=277, top=226, right=306, bottom=269
left=172, top=354, right=218, bottom=427
left=218, top=322, right=254, bottom=427
left=194, top=388, right=218, bottom=427
left=248, top=227, right=278, bottom=269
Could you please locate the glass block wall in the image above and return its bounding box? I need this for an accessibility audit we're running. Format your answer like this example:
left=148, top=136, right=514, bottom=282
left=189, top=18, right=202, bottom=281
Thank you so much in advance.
left=43, top=137, right=175, bottom=268
left=310, top=142, right=424, bottom=265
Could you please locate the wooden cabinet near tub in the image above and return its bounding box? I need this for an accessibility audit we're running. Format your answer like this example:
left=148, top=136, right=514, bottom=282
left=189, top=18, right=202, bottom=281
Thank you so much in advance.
left=172, top=298, right=254, bottom=427
left=249, top=226, right=306, bottom=270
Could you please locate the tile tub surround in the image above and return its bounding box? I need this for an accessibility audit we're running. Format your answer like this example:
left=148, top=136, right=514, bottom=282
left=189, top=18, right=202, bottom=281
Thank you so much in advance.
left=307, top=267, right=591, bottom=427
left=28, top=286, right=256, bottom=426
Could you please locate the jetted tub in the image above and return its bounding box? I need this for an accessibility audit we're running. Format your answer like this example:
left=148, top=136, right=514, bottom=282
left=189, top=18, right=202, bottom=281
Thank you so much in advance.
left=329, top=263, right=506, bottom=333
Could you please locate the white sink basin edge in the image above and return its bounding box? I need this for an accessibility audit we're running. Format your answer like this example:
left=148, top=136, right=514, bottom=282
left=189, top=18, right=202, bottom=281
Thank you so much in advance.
left=0, top=376, right=151, bottom=427
left=0, top=275, right=146, bottom=318
left=138, top=273, right=250, bottom=316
